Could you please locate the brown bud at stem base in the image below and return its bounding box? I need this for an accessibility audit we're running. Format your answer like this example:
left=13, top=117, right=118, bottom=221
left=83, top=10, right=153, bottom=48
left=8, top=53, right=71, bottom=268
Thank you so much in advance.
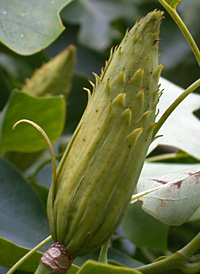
left=41, top=242, right=76, bottom=274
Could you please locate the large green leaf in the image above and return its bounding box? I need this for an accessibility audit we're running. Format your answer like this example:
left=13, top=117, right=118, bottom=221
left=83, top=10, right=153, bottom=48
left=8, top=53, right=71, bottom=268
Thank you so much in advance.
left=0, top=237, right=79, bottom=273
left=0, top=0, right=73, bottom=55
left=123, top=202, right=169, bottom=251
left=61, top=0, right=137, bottom=51
left=0, top=90, right=65, bottom=152
left=77, top=260, right=141, bottom=274
left=3, top=150, right=46, bottom=171
left=149, top=78, right=200, bottom=160
left=0, top=237, right=42, bottom=272
left=0, top=157, right=50, bottom=249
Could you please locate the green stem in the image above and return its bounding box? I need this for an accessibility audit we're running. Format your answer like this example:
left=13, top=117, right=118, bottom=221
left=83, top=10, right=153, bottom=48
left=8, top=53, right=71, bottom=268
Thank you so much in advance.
left=158, top=0, right=200, bottom=66
left=179, top=232, right=200, bottom=259
left=136, top=252, right=185, bottom=273
left=13, top=119, right=57, bottom=195
left=136, top=233, right=200, bottom=273
left=98, top=239, right=110, bottom=264
left=6, top=235, right=52, bottom=274
left=146, top=152, right=187, bottom=162
left=153, top=78, right=200, bottom=137
left=34, top=261, right=53, bottom=274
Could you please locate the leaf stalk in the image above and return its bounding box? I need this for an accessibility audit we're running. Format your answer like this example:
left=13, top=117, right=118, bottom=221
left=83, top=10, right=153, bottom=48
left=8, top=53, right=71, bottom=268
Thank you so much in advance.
left=6, top=235, right=52, bottom=274
left=98, top=239, right=110, bottom=264
left=13, top=119, right=57, bottom=195
left=136, top=233, right=200, bottom=273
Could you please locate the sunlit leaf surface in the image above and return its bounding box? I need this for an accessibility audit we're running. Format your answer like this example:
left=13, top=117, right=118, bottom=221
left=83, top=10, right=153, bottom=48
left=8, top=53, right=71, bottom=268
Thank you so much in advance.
left=0, top=90, right=65, bottom=152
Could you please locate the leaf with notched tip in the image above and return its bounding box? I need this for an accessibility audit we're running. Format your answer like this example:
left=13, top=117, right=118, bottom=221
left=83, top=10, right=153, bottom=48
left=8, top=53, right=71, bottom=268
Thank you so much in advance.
left=0, top=0, right=74, bottom=55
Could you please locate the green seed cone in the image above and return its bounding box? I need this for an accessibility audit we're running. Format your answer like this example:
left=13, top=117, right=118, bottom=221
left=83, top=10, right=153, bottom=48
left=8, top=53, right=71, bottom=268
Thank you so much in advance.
left=4, top=46, right=76, bottom=171
left=47, top=10, right=163, bottom=257
left=22, top=45, right=76, bottom=98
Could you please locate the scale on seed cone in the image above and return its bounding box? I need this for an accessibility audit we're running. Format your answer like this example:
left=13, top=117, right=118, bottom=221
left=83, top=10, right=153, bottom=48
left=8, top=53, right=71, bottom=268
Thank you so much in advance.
left=35, top=9, right=164, bottom=274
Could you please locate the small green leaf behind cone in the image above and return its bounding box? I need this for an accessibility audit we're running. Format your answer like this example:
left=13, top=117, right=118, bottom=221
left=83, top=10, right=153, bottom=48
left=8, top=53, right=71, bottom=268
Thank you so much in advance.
left=0, top=90, right=65, bottom=152
left=135, top=168, right=200, bottom=226
left=0, top=0, right=74, bottom=55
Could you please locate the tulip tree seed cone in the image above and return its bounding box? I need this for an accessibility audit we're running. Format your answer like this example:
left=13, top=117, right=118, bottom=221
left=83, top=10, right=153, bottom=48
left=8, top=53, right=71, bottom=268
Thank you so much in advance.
left=47, top=9, right=163, bottom=264
left=22, top=45, right=76, bottom=98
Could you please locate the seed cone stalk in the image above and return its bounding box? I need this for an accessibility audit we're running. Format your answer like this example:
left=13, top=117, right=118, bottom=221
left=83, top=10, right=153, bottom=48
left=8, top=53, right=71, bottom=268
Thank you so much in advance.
left=36, top=9, right=164, bottom=274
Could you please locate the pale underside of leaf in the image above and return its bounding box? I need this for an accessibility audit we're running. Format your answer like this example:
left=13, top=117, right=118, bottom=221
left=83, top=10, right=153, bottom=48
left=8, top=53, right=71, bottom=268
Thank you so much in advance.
left=149, top=77, right=200, bottom=160
left=133, top=168, right=200, bottom=226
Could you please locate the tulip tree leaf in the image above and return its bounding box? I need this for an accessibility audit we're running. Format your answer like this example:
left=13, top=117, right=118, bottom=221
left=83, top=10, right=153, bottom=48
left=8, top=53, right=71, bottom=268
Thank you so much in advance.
left=0, top=90, right=65, bottom=152
left=0, top=157, right=50, bottom=249
left=0, top=158, right=79, bottom=272
left=0, top=237, right=42, bottom=272
left=189, top=206, right=200, bottom=222
left=139, top=163, right=200, bottom=223
left=0, top=0, right=73, bottom=55
left=123, top=202, right=169, bottom=251
left=136, top=168, right=200, bottom=226
left=68, top=265, right=80, bottom=274
left=141, top=162, right=200, bottom=178
left=77, top=260, right=141, bottom=274
left=0, top=237, right=79, bottom=273
left=149, top=78, right=200, bottom=160
left=163, top=0, right=182, bottom=9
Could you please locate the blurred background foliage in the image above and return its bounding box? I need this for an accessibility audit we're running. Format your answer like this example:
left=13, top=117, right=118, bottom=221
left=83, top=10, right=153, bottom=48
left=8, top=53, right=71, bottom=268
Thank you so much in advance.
left=58, top=0, right=200, bottom=88
left=1, top=0, right=200, bottom=112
